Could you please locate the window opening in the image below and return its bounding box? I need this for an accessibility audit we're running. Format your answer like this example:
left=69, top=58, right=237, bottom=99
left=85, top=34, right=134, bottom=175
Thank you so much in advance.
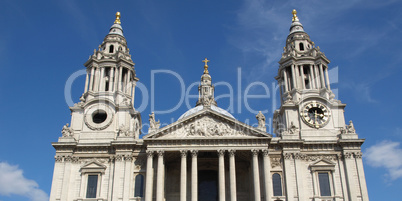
left=134, top=174, right=144, bottom=197
left=318, top=172, right=331, bottom=196
left=109, top=45, right=114, bottom=53
left=299, top=43, right=304, bottom=51
left=272, top=173, right=283, bottom=196
left=86, top=175, right=98, bottom=198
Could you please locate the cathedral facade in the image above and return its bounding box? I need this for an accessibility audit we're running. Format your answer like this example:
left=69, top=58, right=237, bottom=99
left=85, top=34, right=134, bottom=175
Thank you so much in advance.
left=49, top=11, right=369, bottom=201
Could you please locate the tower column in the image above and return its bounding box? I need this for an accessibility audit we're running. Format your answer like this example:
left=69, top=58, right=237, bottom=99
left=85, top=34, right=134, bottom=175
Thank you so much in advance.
left=229, top=150, right=237, bottom=201
left=325, top=67, right=331, bottom=90
left=131, top=82, right=136, bottom=106
left=145, top=151, right=154, bottom=201
left=156, top=150, right=165, bottom=201
left=114, top=67, right=119, bottom=92
left=180, top=150, right=187, bottom=201
left=109, top=67, right=114, bottom=91
left=291, top=65, right=297, bottom=90
left=84, top=70, right=89, bottom=93
left=311, top=65, right=320, bottom=89
left=300, top=65, right=306, bottom=89
left=295, top=64, right=300, bottom=89
left=282, top=69, right=289, bottom=92
left=344, top=152, right=358, bottom=201
left=262, top=149, right=272, bottom=201
left=100, top=67, right=105, bottom=91
left=118, top=66, right=123, bottom=91
left=252, top=149, right=261, bottom=201
left=319, top=64, right=326, bottom=88
left=191, top=150, right=198, bottom=201
left=126, top=71, right=132, bottom=94
left=218, top=150, right=226, bottom=201
left=89, top=67, right=95, bottom=91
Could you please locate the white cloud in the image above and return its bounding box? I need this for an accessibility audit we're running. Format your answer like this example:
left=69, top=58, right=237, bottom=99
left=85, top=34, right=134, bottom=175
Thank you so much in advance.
left=365, top=141, right=402, bottom=181
left=0, top=162, right=48, bottom=201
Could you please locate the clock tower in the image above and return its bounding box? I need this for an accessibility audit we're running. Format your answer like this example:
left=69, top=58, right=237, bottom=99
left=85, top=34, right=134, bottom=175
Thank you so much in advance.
left=273, top=9, right=353, bottom=141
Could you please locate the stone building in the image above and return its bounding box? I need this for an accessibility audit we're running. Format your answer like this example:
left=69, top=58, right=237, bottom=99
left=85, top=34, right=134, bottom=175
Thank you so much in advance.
left=50, top=10, right=369, bottom=201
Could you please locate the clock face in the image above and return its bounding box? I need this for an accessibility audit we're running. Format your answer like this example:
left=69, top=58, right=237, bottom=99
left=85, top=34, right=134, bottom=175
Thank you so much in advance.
left=301, top=101, right=330, bottom=128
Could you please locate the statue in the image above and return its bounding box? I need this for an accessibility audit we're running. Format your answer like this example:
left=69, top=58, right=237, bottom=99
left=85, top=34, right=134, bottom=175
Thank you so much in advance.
left=346, top=120, right=355, bottom=133
left=288, top=121, right=299, bottom=134
left=61, top=123, right=73, bottom=137
left=118, top=124, right=130, bottom=136
left=256, top=111, right=266, bottom=132
left=148, top=112, right=160, bottom=133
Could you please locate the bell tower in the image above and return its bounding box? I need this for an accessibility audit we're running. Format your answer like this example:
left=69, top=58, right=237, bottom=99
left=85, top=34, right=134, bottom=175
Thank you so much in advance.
left=273, top=10, right=353, bottom=140
left=66, top=12, right=141, bottom=142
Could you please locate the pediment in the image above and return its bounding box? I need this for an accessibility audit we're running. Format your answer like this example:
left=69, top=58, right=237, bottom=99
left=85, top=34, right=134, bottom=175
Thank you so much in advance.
left=144, top=108, right=271, bottom=139
left=80, top=161, right=107, bottom=174
left=309, top=158, right=336, bottom=171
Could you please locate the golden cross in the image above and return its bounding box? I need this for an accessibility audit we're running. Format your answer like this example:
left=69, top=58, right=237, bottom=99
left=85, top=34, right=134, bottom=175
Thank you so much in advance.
left=202, top=58, right=210, bottom=66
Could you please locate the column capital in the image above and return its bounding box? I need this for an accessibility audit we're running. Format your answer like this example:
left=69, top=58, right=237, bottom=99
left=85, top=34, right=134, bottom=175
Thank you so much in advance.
left=262, top=149, right=269, bottom=156
left=217, top=149, right=225, bottom=156
left=157, top=150, right=165, bottom=157
left=191, top=150, right=198, bottom=157
left=180, top=150, right=188, bottom=158
left=146, top=150, right=154, bottom=158
left=228, top=149, right=236, bottom=157
left=251, top=149, right=260, bottom=156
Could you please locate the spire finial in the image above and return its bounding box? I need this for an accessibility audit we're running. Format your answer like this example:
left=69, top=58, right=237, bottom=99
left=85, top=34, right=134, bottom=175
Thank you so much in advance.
left=202, top=58, right=210, bottom=74
left=292, top=9, right=299, bottom=22
left=114, top=12, right=121, bottom=24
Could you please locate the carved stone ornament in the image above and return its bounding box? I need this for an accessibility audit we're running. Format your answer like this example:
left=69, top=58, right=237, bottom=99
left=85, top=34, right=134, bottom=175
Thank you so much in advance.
left=354, top=152, right=362, bottom=159
left=288, top=121, right=299, bottom=134
left=180, top=150, right=188, bottom=158
left=251, top=149, right=259, bottom=156
left=262, top=149, right=269, bottom=157
left=304, top=154, right=338, bottom=161
left=270, top=157, right=282, bottom=168
left=344, top=152, right=354, bottom=159
left=346, top=120, right=356, bottom=133
left=283, top=152, right=294, bottom=160
left=118, top=124, right=130, bottom=136
left=217, top=149, right=225, bottom=156
left=134, top=157, right=146, bottom=169
left=146, top=150, right=154, bottom=158
left=61, top=123, right=73, bottom=137
left=228, top=149, right=236, bottom=157
left=157, top=116, right=256, bottom=138
left=191, top=150, right=198, bottom=157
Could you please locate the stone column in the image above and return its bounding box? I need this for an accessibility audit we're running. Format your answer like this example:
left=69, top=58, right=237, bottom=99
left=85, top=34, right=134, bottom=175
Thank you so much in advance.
left=126, top=71, right=132, bottom=94
left=100, top=67, right=105, bottom=91
left=118, top=66, right=123, bottom=91
left=251, top=149, right=261, bottom=201
left=344, top=152, right=357, bottom=201
left=156, top=150, right=165, bottom=201
left=295, top=65, right=300, bottom=89
left=191, top=150, right=198, bottom=201
left=294, top=153, right=305, bottom=201
left=325, top=67, right=331, bottom=90
left=283, top=69, right=289, bottom=92
left=89, top=67, right=95, bottom=91
left=131, top=82, right=136, bottom=106
left=309, top=65, right=316, bottom=89
left=218, top=150, right=226, bottom=201
left=314, top=65, right=320, bottom=88
left=300, top=65, right=306, bottom=89
left=180, top=150, right=187, bottom=201
left=114, top=67, right=119, bottom=92
left=84, top=70, right=89, bottom=93
left=145, top=151, right=154, bottom=201
left=354, top=152, right=369, bottom=201
left=291, top=65, right=297, bottom=90
left=94, top=68, right=100, bottom=92
left=319, top=64, right=326, bottom=88
left=109, top=67, right=114, bottom=91
left=283, top=153, right=295, bottom=201
left=229, top=149, right=237, bottom=201
left=262, top=149, right=272, bottom=201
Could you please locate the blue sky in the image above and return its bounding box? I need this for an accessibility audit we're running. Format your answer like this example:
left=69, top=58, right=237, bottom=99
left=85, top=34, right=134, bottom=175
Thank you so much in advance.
left=0, top=0, right=401, bottom=200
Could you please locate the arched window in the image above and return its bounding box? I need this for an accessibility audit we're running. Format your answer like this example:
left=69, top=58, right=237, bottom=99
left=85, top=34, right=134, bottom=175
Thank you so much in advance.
left=134, top=174, right=144, bottom=197
left=109, top=45, right=114, bottom=53
left=299, top=42, right=304, bottom=51
left=272, top=173, right=282, bottom=196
